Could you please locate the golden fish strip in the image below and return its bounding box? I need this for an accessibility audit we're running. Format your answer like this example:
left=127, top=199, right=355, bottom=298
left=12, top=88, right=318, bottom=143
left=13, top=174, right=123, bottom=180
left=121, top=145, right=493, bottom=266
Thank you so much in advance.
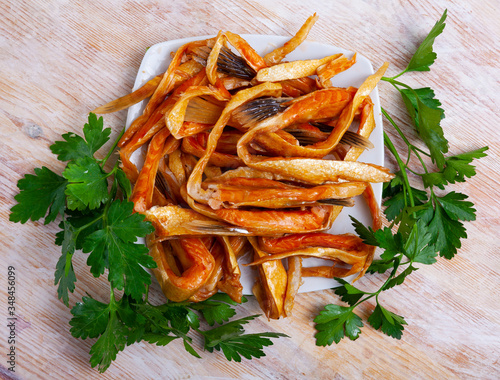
left=119, top=39, right=215, bottom=148
left=145, top=205, right=220, bottom=239
left=93, top=59, right=204, bottom=115
left=215, top=205, right=335, bottom=233
left=248, top=237, right=287, bottom=319
left=208, top=166, right=299, bottom=184
left=186, top=82, right=282, bottom=205
left=235, top=87, right=354, bottom=160
left=168, top=149, right=188, bottom=187
left=256, top=54, right=342, bottom=82
left=93, top=75, right=162, bottom=114
left=343, top=99, right=376, bottom=162
left=147, top=236, right=215, bottom=302
left=236, top=64, right=389, bottom=173
left=242, top=158, right=394, bottom=184
left=316, top=53, right=357, bottom=88
left=166, top=85, right=229, bottom=139
left=130, top=130, right=179, bottom=213
left=189, top=240, right=225, bottom=302
left=302, top=265, right=353, bottom=278
left=119, top=69, right=208, bottom=182
left=259, top=232, right=366, bottom=253
left=122, top=69, right=208, bottom=154
left=224, top=31, right=268, bottom=72
left=158, top=158, right=182, bottom=204
left=350, top=183, right=382, bottom=281
left=205, top=177, right=367, bottom=209
left=182, top=135, right=243, bottom=168
left=206, top=31, right=227, bottom=85
left=217, top=236, right=243, bottom=303
left=280, top=77, right=318, bottom=97
left=247, top=245, right=371, bottom=278
left=184, top=97, right=225, bottom=124
left=363, top=183, right=382, bottom=230
left=146, top=202, right=331, bottom=237
left=249, top=97, right=374, bottom=160
left=263, top=13, right=318, bottom=66
left=250, top=131, right=330, bottom=159
left=283, top=256, right=303, bottom=317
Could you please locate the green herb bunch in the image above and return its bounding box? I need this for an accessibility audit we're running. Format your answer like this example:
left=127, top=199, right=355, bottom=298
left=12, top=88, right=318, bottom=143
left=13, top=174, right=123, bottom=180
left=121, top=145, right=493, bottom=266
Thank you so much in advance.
left=314, top=10, right=488, bottom=345
left=9, top=114, right=285, bottom=373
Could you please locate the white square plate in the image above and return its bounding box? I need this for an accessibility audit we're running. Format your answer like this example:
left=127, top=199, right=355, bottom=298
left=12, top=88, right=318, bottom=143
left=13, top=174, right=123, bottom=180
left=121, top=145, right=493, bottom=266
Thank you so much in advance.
left=127, top=35, right=384, bottom=294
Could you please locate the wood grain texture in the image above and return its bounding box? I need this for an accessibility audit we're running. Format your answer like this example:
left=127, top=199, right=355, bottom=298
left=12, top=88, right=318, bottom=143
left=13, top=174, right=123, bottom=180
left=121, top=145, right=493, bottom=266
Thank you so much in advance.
left=1, top=0, right=499, bottom=379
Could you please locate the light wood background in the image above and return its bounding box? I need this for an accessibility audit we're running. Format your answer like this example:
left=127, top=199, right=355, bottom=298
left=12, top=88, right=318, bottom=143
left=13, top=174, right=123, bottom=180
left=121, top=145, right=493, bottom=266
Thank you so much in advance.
left=1, top=1, right=499, bottom=379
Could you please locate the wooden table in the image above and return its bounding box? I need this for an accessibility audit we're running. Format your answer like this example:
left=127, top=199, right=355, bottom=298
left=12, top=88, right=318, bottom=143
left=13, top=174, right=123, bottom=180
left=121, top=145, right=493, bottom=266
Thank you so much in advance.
left=1, top=1, right=499, bottom=379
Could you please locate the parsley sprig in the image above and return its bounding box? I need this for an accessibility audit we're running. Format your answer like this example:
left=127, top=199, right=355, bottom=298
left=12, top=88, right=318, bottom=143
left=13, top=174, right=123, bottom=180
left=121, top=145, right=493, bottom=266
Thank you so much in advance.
left=9, top=114, right=286, bottom=373
left=314, top=9, right=488, bottom=345
left=71, top=293, right=286, bottom=373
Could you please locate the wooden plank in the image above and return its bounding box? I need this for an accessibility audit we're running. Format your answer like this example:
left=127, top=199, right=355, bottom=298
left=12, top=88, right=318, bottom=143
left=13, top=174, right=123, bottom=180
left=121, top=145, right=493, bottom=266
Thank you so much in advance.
left=1, top=1, right=499, bottom=379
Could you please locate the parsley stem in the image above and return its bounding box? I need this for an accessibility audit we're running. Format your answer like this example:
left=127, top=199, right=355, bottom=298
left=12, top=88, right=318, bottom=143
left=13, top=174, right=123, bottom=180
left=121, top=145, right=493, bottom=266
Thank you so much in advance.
left=413, top=149, right=430, bottom=175
left=64, top=251, right=73, bottom=277
left=108, top=162, right=120, bottom=200
left=354, top=294, right=376, bottom=306
left=413, top=146, right=431, bottom=157
left=382, top=77, right=413, bottom=92
left=382, top=69, right=407, bottom=81
left=102, top=128, right=125, bottom=166
left=383, top=132, right=415, bottom=209
left=110, top=286, right=116, bottom=306
left=75, top=214, right=104, bottom=235
left=381, top=104, right=430, bottom=174
left=381, top=108, right=413, bottom=151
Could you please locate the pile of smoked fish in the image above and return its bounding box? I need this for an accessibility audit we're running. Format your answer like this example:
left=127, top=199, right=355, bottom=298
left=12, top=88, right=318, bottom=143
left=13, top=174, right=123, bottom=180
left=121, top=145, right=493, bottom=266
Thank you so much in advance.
left=93, top=14, right=394, bottom=319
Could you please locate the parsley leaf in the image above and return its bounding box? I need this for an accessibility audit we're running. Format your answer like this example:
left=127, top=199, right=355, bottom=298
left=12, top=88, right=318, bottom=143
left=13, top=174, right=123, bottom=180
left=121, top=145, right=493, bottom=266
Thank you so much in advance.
left=82, top=200, right=155, bottom=300
left=350, top=216, right=378, bottom=246
left=63, top=156, right=110, bottom=211
left=383, top=174, right=428, bottom=222
left=330, top=10, right=487, bottom=347
left=333, top=279, right=366, bottom=306
left=115, top=167, right=132, bottom=200
left=403, top=221, right=437, bottom=264
left=367, top=304, right=407, bottom=339
left=437, top=192, right=476, bottom=222
left=54, top=248, right=77, bottom=307
left=142, top=333, right=178, bottom=347
left=376, top=228, right=405, bottom=261
left=189, top=293, right=246, bottom=326
left=10, top=167, right=67, bottom=224
left=71, top=294, right=149, bottom=373
left=405, top=9, right=447, bottom=72
left=134, top=303, right=192, bottom=345
left=55, top=210, right=103, bottom=251
left=400, top=88, right=448, bottom=168
left=213, top=332, right=285, bottom=362
left=421, top=202, right=467, bottom=259
left=367, top=259, right=396, bottom=274
left=351, top=217, right=405, bottom=262
left=50, top=113, right=111, bottom=162
left=88, top=309, right=128, bottom=373
left=54, top=219, right=81, bottom=306
left=422, top=147, right=488, bottom=189
left=201, top=315, right=287, bottom=361
left=314, top=305, right=363, bottom=345
left=70, top=296, right=110, bottom=339
left=384, top=265, right=417, bottom=290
